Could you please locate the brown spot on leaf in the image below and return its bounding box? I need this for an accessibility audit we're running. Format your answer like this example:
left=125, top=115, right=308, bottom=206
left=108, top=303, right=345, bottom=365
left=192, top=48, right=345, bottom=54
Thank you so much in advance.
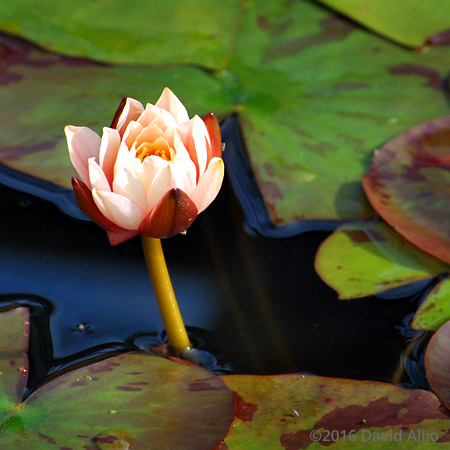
left=345, top=230, right=370, bottom=243
left=388, top=64, right=443, bottom=91
left=127, top=381, right=149, bottom=386
left=188, top=379, right=227, bottom=392
left=425, top=29, right=450, bottom=46
left=264, top=15, right=356, bottom=61
left=69, top=379, right=88, bottom=388
left=115, top=386, right=142, bottom=392
left=89, top=360, right=121, bottom=374
left=280, top=395, right=450, bottom=449
left=38, top=432, right=56, bottom=444
left=233, top=391, right=258, bottom=422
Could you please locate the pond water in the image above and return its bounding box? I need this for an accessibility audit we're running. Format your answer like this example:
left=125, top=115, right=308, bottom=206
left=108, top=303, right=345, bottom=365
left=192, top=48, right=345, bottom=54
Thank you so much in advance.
left=0, top=167, right=430, bottom=397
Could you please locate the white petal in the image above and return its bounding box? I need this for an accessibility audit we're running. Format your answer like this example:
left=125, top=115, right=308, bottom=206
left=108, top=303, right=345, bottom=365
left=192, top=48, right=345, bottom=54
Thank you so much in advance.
left=173, top=151, right=196, bottom=196
left=191, top=157, right=224, bottom=213
left=134, top=155, right=169, bottom=194
left=146, top=163, right=184, bottom=210
left=113, top=167, right=148, bottom=211
left=88, top=158, right=111, bottom=192
left=99, top=127, right=121, bottom=186
left=65, top=125, right=101, bottom=188
left=155, top=87, right=190, bottom=124
left=116, top=98, right=144, bottom=135
left=92, top=189, right=145, bottom=230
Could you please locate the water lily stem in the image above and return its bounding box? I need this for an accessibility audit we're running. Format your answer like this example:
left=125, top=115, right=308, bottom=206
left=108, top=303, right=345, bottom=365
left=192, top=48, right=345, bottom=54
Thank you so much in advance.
left=141, top=236, right=191, bottom=353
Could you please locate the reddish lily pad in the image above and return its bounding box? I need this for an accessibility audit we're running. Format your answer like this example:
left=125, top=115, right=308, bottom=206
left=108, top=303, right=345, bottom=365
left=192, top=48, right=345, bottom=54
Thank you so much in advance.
left=315, top=221, right=449, bottom=299
left=425, top=320, right=450, bottom=411
left=363, top=117, right=450, bottom=265
left=219, top=373, right=450, bottom=448
left=412, top=277, right=450, bottom=331
left=317, top=0, right=450, bottom=48
left=0, top=309, right=234, bottom=449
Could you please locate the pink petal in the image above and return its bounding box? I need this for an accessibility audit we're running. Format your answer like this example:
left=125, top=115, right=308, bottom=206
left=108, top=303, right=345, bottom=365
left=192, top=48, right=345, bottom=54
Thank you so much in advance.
left=98, top=127, right=121, bottom=187
left=139, top=188, right=198, bottom=238
left=123, top=121, right=143, bottom=149
left=191, top=157, right=224, bottom=213
left=146, top=164, right=185, bottom=210
left=65, top=125, right=101, bottom=189
left=92, top=189, right=146, bottom=230
left=177, top=116, right=209, bottom=181
left=134, top=155, right=168, bottom=194
left=106, top=229, right=140, bottom=246
left=155, top=87, right=190, bottom=124
left=114, top=141, right=134, bottom=178
left=88, top=158, right=111, bottom=192
left=111, top=97, right=144, bottom=136
left=71, top=177, right=139, bottom=246
left=113, top=167, right=148, bottom=211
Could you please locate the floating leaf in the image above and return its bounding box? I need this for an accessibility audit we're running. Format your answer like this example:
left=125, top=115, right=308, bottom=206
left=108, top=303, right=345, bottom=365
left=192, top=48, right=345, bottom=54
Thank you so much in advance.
left=0, top=307, right=29, bottom=415
left=317, top=0, right=450, bottom=48
left=220, top=373, right=450, bottom=448
left=425, top=320, right=450, bottom=411
left=315, top=221, right=449, bottom=299
left=0, top=0, right=239, bottom=69
left=0, top=309, right=234, bottom=449
left=363, top=116, right=450, bottom=265
left=412, top=277, right=450, bottom=331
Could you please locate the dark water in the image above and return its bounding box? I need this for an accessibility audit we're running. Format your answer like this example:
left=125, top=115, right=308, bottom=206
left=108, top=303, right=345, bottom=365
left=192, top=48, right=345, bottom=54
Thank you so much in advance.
left=0, top=174, right=430, bottom=395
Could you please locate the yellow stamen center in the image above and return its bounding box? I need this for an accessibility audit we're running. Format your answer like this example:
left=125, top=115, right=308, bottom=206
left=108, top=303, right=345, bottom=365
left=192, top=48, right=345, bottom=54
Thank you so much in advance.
left=136, top=142, right=171, bottom=162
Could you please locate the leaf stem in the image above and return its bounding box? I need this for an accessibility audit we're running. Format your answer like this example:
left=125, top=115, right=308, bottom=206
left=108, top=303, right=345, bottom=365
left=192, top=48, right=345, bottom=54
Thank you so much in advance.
left=141, top=236, right=191, bottom=353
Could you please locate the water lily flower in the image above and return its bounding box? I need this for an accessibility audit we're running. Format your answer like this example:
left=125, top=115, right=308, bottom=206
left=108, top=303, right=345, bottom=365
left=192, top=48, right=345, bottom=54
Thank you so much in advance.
left=65, top=88, right=224, bottom=245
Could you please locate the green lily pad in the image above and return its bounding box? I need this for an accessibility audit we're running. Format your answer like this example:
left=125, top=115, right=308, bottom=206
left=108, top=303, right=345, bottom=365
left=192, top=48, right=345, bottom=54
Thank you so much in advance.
left=425, top=320, right=450, bottom=411
left=0, top=309, right=235, bottom=449
left=363, top=116, right=450, bottom=266
left=412, top=277, right=450, bottom=331
left=232, top=1, right=450, bottom=225
left=0, top=1, right=449, bottom=228
left=317, top=0, right=450, bottom=48
left=0, top=0, right=239, bottom=69
left=0, top=35, right=232, bottom=189
left=314, top=221, right=449, bottom=299
left=219, top=373, right=450, bottom=449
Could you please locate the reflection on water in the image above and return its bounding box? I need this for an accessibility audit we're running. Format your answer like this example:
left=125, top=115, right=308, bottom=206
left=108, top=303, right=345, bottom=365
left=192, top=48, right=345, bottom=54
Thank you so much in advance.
left=0, top=177, right=429, bottom=393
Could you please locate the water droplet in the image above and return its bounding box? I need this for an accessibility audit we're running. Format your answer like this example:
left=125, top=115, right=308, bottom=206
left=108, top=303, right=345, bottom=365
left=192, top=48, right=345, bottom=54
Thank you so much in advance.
left=387, top=117, right=398, bottom=125
left=108, top=409, right=118, bottom=415
left=17, top=367, right=27, bottom=373
left=85, top=375, right=93, bottom=380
